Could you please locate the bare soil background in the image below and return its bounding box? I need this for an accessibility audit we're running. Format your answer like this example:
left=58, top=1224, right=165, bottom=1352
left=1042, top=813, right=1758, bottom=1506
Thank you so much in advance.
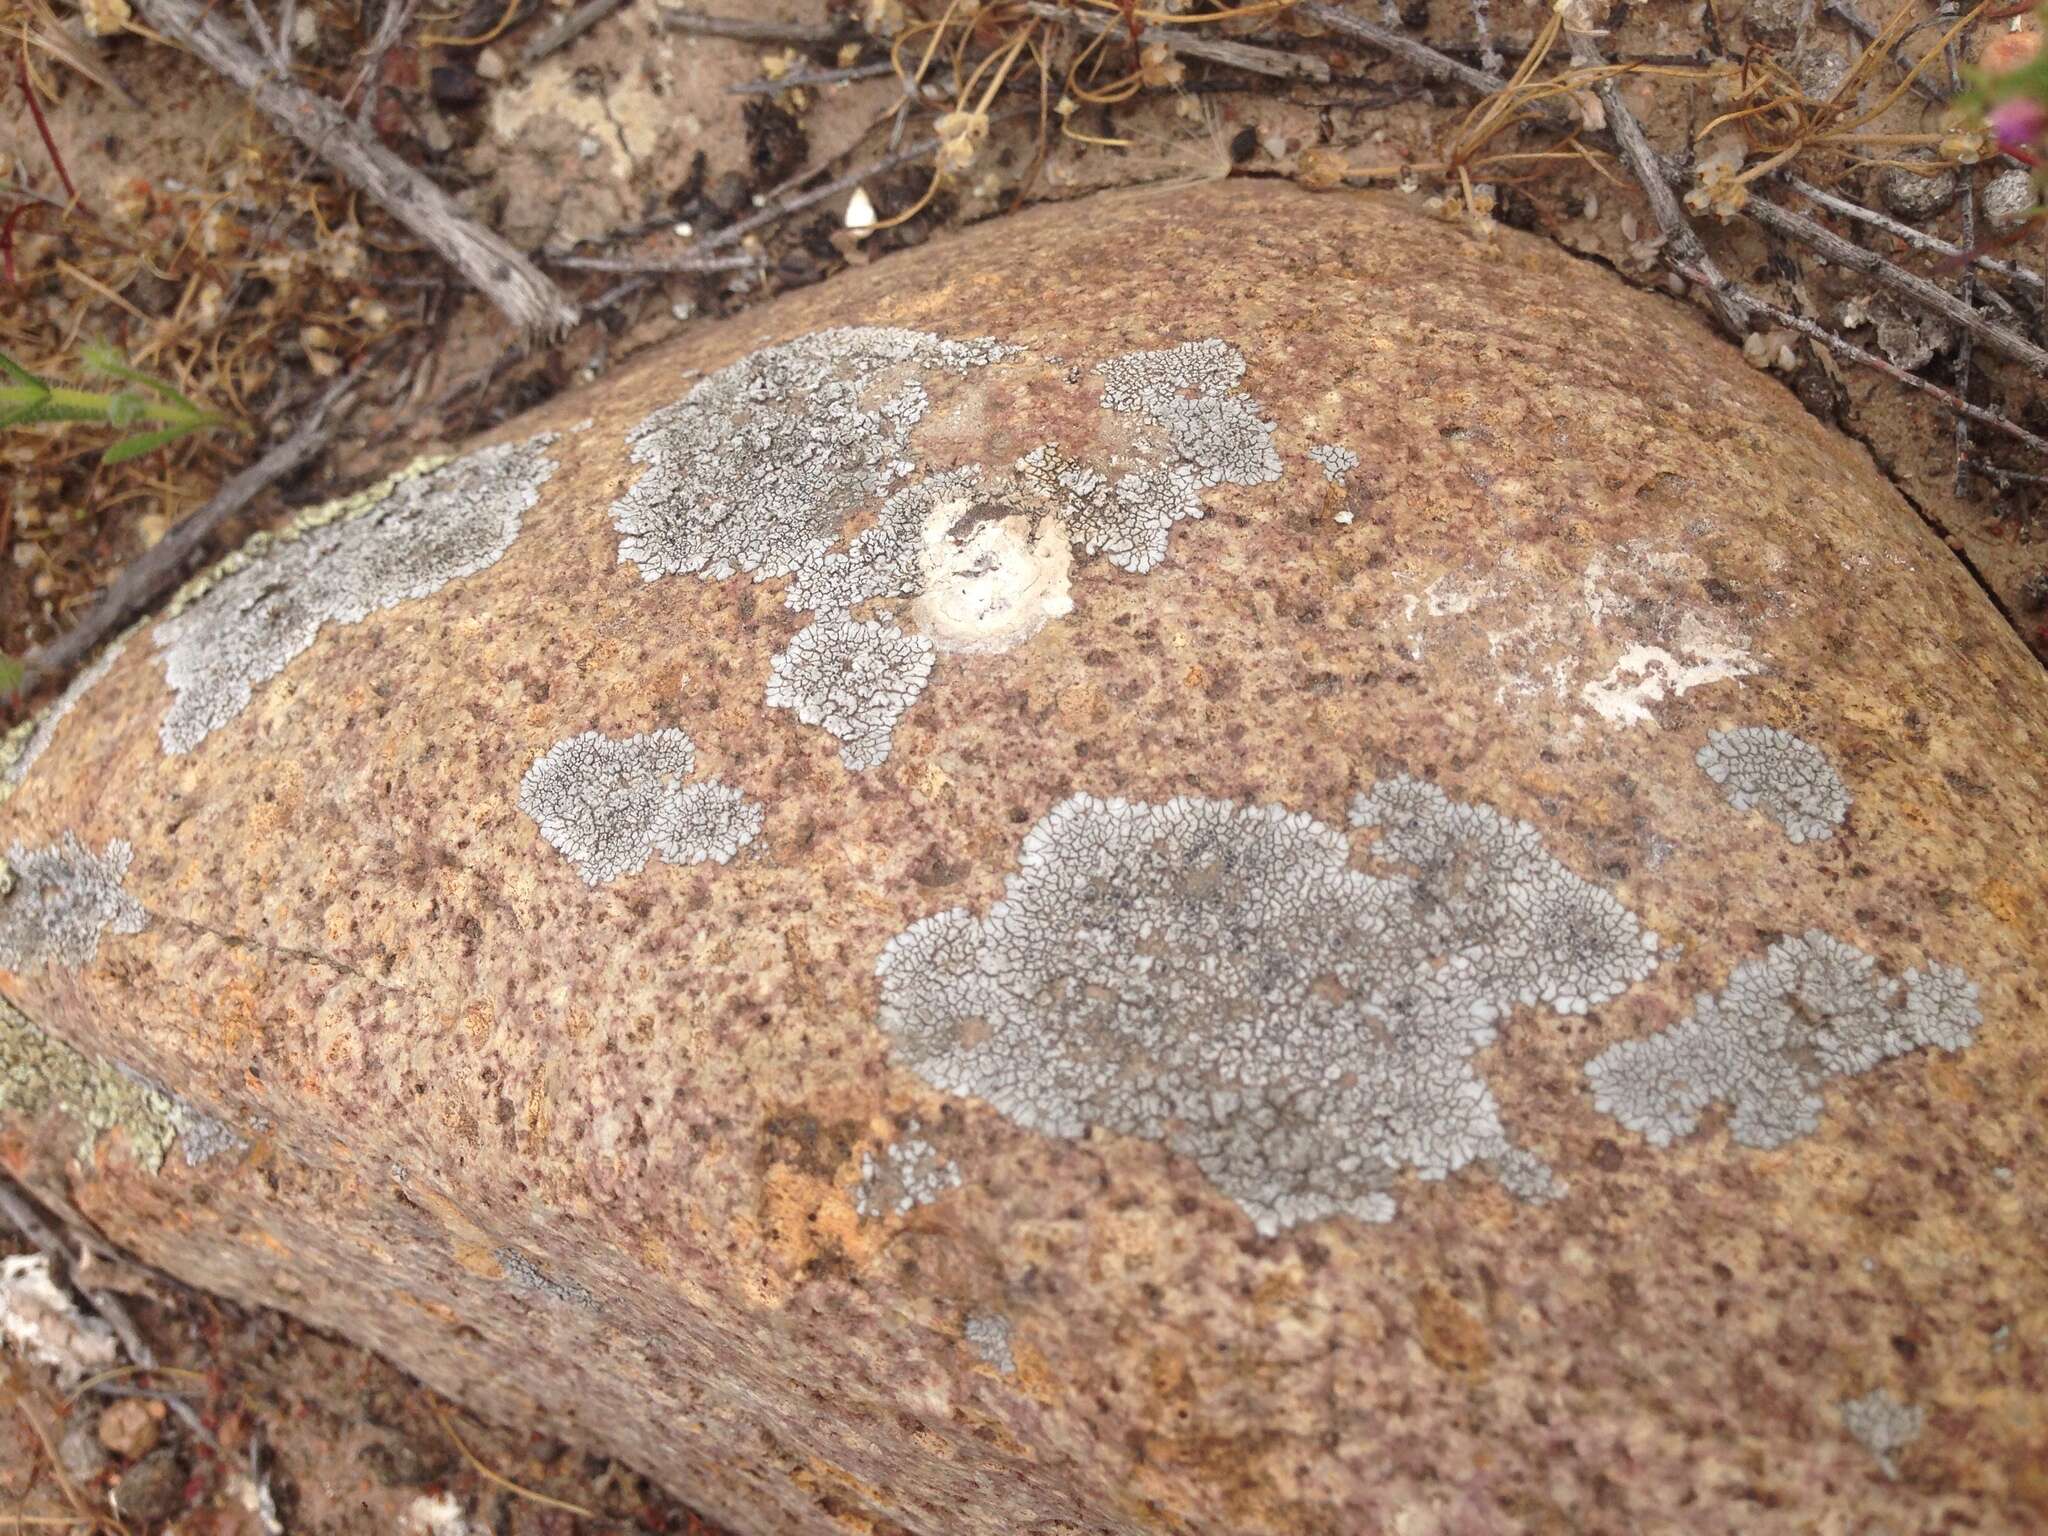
left=2, top=0, right=2044, bottom=1530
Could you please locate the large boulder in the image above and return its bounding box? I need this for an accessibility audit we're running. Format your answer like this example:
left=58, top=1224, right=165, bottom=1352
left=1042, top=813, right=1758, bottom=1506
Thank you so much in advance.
left=2, top=181, right=2042, bottom=1535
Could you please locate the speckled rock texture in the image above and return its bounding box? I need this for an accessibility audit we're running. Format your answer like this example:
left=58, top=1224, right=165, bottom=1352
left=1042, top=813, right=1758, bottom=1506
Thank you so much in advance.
left=3, top=182, right=2045, bottom=1536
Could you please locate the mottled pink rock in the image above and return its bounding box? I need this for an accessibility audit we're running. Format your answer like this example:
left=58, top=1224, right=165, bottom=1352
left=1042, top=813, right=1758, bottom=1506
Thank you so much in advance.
left=4, top=182, right=2044, bottom=1535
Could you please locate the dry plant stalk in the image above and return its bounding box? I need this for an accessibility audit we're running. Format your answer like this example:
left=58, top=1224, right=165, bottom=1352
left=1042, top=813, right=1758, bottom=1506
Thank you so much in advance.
left=128, top=0, right=577, bottom=337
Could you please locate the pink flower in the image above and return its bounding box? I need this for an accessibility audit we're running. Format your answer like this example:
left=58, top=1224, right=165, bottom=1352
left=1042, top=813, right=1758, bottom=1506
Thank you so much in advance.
left=1988, top=97, right=2048, bottom=155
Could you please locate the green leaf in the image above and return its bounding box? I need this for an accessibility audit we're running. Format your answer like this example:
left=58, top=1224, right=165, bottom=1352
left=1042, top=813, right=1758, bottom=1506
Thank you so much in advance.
left=0, top=654, right=21, bottom=698
left=83, top=343, right=199, bottom=409
left=0, top=351, right=46, bottom=391
left=100, top=424, right=197, bottom=466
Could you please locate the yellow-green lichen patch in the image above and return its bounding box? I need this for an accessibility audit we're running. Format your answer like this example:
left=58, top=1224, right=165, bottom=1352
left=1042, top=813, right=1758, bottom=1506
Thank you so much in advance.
left=0, top=994, right=240, bottom=1173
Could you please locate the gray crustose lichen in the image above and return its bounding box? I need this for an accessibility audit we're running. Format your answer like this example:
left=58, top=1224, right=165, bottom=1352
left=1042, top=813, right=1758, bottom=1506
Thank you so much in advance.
left=854, top=1122, right=961, bottom=1218
left=611, top=328, right=1281, bottom=770
left=152, top=436, right=559, bottom=754
left=1839, top=1389, right=1924, bottom=1479
left=964, top=1311, right=1017, bottom=1374
left=0, top=834, right=147, bottom=974
left=1696, top=726, right=1850, bottom=843
left=517, top=728, right=763, bottom=887
left=1585, top=930, right=1980, bottom=1149
left=1306, top=443, right=1360, bottom=487
left=877, top=777, right=1661, bottom=1234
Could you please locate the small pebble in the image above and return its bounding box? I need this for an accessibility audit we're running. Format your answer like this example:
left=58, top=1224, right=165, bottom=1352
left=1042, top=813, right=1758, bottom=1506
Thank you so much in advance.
left=111, top=1449, right=185, bottom=1525
left=577, top=135, right=602, bottom=161
left=1984, top=169, right=2037, bottom=232
left=1880, top=153, right=1959, bottom=221
left=475, top=46, right=506, bottom=82
left=57, top=1418, right=109, bottom=1481
left=98, top=1398, right=164, bottom=1460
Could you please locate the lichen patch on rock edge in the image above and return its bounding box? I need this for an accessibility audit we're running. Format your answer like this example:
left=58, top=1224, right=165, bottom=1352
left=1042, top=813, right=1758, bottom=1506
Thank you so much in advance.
left=0, top=833, right=147, bottom=974
left=151, top=436, right=560, bottom=755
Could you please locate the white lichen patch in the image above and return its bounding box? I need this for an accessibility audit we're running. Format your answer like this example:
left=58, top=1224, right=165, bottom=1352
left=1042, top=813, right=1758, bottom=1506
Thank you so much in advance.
left=1306, top=443, right=1359, bottom=487
left=613, top=328, right=1014, bottom=585
left=612, top=329, right=1282, bottom=769
left=765, top=615, right=936, bottom=772
left=877, top=778, right=1661, bottom=1234
left=0, top=638, right=126, bottom=796
left=518, top=728, right=763, bottom=887
left=1696, top=726, right=1850, bottom=843
left=1578, top=617, right=1760, bottom=730
left=1585, top=932, right=1981, bottom=1149
left=152, top=437, right=559, bottom=754
left=1096, top=339, right=1284, bottom=488
left=854, top=1123, right=961, bottom=1217
left=964, top=1311, right=1016, bottom=1374
left=1840, top=1389, right=1924, bottom=1479
left=0, top=834, right=147, bottom=973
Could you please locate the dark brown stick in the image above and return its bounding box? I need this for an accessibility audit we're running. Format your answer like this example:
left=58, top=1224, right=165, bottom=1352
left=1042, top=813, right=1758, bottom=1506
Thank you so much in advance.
left=133, top=0, right=578, bottom=336
left=655, top=7, right=856, bottom=46
left=16, top=369, right=359, bottom=695
left=1673, top=262, right=2048, bottom=458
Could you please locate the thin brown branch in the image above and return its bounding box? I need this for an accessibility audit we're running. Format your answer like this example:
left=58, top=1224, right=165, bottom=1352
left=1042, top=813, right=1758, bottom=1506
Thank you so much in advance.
left=655, top=7, right=856, bottom=47
left=1779, top=173, right=2044, bottom=295
left=131, top=0, right=578, bottom=336
left=727, top=60, right=899, bottom=95
left=1026, top=2, right=1333, bottom=82
left=1673, top=262, right=2048, bottom=459
left=16, top=367, right=361, bottom=695
left=1297, top=0, right=1529, bottom=101
left=1733, top=188, right=2048, bottom=375
left=1567, top=31, right=1749, bottom=334
left=519, top=0, right=633, bottom=67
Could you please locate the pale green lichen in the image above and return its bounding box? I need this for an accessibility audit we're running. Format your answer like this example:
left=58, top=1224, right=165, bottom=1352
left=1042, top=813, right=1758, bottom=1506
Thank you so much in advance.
left=0, top=994, right=239, bottom=1173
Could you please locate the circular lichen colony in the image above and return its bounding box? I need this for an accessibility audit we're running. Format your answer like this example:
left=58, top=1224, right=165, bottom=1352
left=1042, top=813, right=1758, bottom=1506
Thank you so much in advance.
left=517, top=728, right=763, bottom=888
left=877, top=778, right=1661, bottom=1233
left=152, top=436, right=560, bottom=754
left=1695, top=725, right=1851, bottom=843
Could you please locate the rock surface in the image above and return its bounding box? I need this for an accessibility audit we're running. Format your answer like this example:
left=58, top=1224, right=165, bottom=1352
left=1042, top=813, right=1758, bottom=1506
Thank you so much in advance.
left=2, top=181, right=2044, bottom=1535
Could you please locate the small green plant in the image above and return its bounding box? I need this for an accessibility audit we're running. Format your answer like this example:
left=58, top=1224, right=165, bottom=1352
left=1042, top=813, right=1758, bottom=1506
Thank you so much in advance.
left=0, top=344, right=237, bottom=466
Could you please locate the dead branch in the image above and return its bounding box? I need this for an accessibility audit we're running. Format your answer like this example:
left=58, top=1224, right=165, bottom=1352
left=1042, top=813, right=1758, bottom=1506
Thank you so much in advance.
left=1673, top=262, right=2048, bottom=459
left=519, top=0, right=633, bottom=68
left=16, top=367, right=361, bottom=696
left=1733, top=188, right=2048, bottom=375
left=655, top=8, right=857, bottom=47
left=1567, top=31, right=1749, bottom=334
left=545, top=251, right=764, bottom=273
left=1780, top=173, right=2044, bottom=295
left=728, top=60, right=899, bottom=96
left=131, top=0, right=578, bottom=337
left=1302, top=2, right=2048, bottom=375
left=1026, top=2, right=1333, bottom=82
left=1297, top=0, right=1531, bottom=101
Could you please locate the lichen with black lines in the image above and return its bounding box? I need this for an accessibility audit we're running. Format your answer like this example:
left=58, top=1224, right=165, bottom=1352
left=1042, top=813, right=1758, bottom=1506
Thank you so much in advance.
left=0, top=834, right=147, bottom=974
left=878, top=777, right=1660, bottom=1233
left=610, top=328, right=1281, bottom=771
left=1585, top=931, right=1980, bottom=1148
left=151, top=437, right=558, bottom=754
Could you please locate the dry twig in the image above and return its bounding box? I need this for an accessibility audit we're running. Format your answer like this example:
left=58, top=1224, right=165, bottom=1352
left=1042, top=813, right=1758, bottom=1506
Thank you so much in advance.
left=131, top=0, right=577, bottom=336
left=655, top=8, right=856, bottom=47
left=1566, top=30, right=1749, bottom=333
left=1674, top=262, right=2048, bottom=459
left=519, top=0, right=633, bottom=68
left=1027, top=2, right=1333, bottom=82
